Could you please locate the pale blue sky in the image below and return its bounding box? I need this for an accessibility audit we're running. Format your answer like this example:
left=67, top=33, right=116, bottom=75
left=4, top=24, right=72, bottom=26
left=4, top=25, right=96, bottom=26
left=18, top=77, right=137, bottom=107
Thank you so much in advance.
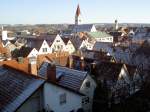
left=0, top=0, right=150, bottom=24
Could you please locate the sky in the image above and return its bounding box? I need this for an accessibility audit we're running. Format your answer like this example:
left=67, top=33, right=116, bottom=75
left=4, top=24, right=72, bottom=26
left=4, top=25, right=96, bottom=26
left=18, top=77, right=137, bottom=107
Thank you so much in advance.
left=0, top=0, right=150, bottom=24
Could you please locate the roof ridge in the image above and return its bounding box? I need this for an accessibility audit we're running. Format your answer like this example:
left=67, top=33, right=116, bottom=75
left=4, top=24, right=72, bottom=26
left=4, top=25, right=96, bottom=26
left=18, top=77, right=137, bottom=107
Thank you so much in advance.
left=56, top=65, right=87, bottom=74
left=3, top=64, right=44, bottom=80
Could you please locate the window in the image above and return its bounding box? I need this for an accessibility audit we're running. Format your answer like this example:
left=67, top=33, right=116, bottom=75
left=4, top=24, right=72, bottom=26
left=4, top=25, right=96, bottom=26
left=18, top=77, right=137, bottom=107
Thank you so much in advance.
left=42, top=48, right=47, bottom=52
left=82, top=97, right=89, bottom=104
left=60, top=93, right=66, bottom=105
left=57, top=45, right=60, bottom=49
left=56, top=40, right=60, bottom=42
left=85, top=81, right=91, bottom=88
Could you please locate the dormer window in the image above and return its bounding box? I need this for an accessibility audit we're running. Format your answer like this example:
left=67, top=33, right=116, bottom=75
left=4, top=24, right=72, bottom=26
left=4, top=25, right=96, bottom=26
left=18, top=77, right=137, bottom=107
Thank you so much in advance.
left=60, top=93, right=66, bottom=105
left=82, top=97, right=89, bottom=104
left=56, top=40, right=60, bottom=42
left=85, top=81, right=90, bottom=88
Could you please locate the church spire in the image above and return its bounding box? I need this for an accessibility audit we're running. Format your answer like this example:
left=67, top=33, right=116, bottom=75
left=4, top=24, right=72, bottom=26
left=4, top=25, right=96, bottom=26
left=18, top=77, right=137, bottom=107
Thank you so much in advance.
left=75, top=4, right=81, bottom=17
left=75, top=4, right=81, bottom=25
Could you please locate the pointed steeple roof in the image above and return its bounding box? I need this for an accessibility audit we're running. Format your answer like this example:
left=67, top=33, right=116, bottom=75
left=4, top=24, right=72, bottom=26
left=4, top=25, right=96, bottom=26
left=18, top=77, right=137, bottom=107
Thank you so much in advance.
left=75, top=4, right=81, bottom=17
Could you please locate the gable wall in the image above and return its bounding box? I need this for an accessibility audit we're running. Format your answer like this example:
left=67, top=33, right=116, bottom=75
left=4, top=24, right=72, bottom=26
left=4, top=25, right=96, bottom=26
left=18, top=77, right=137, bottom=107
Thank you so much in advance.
left=38, top=40, right=51, bottom=54
left=50, top=35, right=66, bottom=52
left=43, top=83, right=82, bottom=112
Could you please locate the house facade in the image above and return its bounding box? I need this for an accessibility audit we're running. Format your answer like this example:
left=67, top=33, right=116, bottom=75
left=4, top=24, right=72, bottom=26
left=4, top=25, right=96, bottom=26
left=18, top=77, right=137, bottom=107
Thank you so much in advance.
left=38, top=40, right=51, bottom=55
left=43, top=82, right=84, bottom=112
left=38, top=61, right=97, bottom=112
left=50, top=34, right=66, bottom=53
left=0, top=61, right=90, bottom=112
left=93, top=62, right=142, bottom=104
left=64, top=39, right=76, bottom=54
left=26, top=34, right=76, bottom=57
left=27, top=48, right=39, bottom=58
left=79, top=39, right=94, bottom=50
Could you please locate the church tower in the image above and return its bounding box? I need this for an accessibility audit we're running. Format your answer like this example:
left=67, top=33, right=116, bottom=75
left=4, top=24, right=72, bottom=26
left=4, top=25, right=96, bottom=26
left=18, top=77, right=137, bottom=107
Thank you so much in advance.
left=75, top=4, right=82, bottom=25
left=115, top=19, right=118, bottom=30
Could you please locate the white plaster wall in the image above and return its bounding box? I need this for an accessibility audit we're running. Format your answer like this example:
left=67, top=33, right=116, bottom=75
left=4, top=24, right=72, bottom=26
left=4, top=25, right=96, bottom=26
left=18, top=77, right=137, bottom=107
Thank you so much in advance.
left=96, top=36, right=113, bottom=43
left=43, top=83, right=82, bottom=112
left=38, top=40, right=51, bottom=55
left=27, top=48, right=39, bottom=58
left=119, top=67, right=130, bottom=84
left=79, top=40, right=86, bottom=49
left=50, top=35, right=66, bottom=52
left=2, top=31, right=7, bottom=40
left=75, top=14, right=82, bottom=25
left=91, top=25, right=97, bottom=32
left=65, top=40, right=76, bottom=54
left=80, top=75, right=96, bottom=112
left=86, top=42, right=94, bottom=50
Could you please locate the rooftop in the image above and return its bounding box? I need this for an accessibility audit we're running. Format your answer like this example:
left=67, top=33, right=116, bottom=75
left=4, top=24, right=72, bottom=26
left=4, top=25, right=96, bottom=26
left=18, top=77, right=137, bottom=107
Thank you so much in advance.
left=95, top=62, right=124, bottom=81
left=0, top=66, right=45, bottom=112
left=39, top=61, right=87, bottom=91
left=70, top=24, right=95, bottom=33
left=0, top=52, right=69, bottom=75
left=87, top=31, right=112, bottom=39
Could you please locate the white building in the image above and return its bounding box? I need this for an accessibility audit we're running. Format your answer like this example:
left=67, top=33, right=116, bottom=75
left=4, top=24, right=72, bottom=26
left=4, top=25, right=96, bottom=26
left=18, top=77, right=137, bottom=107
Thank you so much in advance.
left=0, top=64, right=86, bottom=112
left=2, top=31, right=8, bottom=40
left=79, top=40, right=94, bottom=50
left=38, top=62, right=97, bottom=112
left=62, top=38, right=76, bottom=54
left=87, top=32, right=113, bottom=43
left=38, top=40, right=51, bottom=55
left=50, top=34, right=66, bottom=53
left=43, top=82, right=84, bottom=112
left=27, top=34, right=70, bottom=57
left=27, top=48, right=39, bottom=58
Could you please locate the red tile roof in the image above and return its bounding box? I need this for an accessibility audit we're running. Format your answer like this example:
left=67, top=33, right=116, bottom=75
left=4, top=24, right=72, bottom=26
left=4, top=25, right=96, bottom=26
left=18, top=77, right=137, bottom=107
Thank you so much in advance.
left=0, top=58, right=29, bottom=74
left=0, top=52, right=69, bottom=75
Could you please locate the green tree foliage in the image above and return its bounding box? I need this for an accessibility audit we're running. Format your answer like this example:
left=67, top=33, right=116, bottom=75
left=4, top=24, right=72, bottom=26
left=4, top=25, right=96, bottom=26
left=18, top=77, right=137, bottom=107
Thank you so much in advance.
left=12, top=46, right=32, bottom=58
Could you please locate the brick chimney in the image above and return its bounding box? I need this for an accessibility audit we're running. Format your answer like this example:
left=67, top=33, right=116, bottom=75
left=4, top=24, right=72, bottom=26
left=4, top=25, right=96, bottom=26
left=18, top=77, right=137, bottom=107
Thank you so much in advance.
left=80, top=56, right=85, bottom=70
left=69, top=55, right=73, bottom=69
left=28, top=57, right=37, bottom=75
left=47, top=63, right=56, bottom=82
left=90, top=62, right=96, bottom=75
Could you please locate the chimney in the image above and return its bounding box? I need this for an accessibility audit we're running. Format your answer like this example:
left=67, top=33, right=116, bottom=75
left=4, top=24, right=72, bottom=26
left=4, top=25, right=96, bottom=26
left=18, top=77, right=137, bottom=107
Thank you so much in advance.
left=28, top=57, right=37, bottom=75
left=90, top=62, right=96, bottom=75
left=69, top=55, right=73, bottom=68
left=47, top=63, right=56, bottom=82
left=80, top=56, right=85, bottom=70
left=18, top=57, right=24, bottom=64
